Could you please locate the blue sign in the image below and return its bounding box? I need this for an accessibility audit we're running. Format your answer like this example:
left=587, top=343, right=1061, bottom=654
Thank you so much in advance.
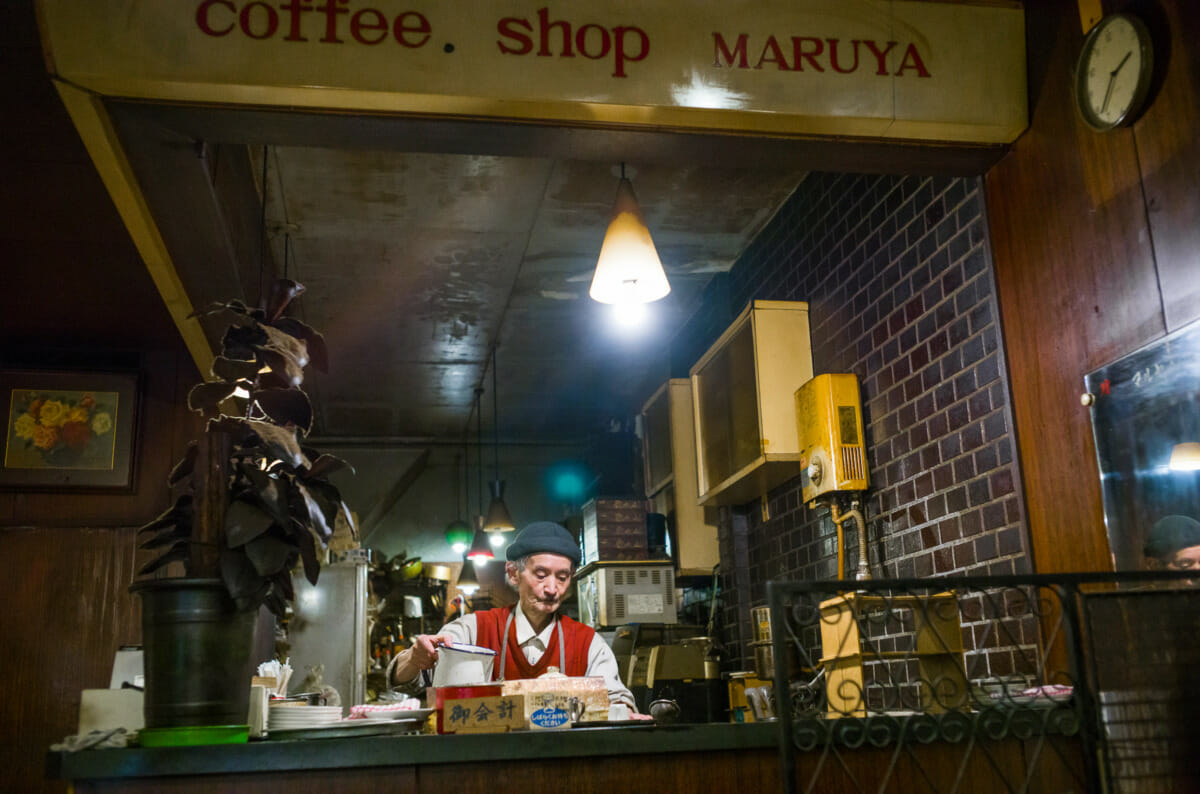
left=529, top=707, right=570, bottom=729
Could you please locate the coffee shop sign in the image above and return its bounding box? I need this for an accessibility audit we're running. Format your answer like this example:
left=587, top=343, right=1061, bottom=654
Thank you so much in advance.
left=195, top=2, right=932, bottom=80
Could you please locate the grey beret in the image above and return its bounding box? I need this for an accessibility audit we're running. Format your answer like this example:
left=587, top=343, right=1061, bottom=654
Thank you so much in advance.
left=1144, top=515, right=1200, bottom=559
left=506, top=521, right=581, bottom=566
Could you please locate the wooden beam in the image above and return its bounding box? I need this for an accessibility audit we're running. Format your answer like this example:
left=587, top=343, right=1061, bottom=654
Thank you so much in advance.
left=359, top=448, right=431, bottom=543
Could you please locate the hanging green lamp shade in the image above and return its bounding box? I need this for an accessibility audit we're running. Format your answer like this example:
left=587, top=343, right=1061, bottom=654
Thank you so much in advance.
left=445, top=519, right=474, bottom=554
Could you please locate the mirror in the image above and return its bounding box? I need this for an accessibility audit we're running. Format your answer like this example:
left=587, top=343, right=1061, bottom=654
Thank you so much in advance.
left=1085, top=321, right=1200, bottom=571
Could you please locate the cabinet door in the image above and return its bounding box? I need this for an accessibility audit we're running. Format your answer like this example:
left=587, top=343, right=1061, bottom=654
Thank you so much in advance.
left=695, top=320, right=761, bottom=488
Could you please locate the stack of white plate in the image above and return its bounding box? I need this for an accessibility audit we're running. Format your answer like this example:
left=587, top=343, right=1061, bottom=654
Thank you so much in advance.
left=267, top=704, right=344, bottom=731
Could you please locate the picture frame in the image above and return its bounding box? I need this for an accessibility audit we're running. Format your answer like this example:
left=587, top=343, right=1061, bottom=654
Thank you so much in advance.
left=0, top=369, right=140, bottom=490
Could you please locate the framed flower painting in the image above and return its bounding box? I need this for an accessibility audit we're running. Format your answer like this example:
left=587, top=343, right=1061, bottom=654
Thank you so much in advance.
left=0, top=369, right=139, bottom=490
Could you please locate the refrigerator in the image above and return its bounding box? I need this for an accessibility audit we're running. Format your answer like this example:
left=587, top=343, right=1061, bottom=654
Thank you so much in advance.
left=288, top=561, right=369, bottom=707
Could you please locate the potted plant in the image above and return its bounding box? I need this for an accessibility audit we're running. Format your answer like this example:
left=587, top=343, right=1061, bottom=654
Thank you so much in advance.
left=132, top=279, right=355, bottom=729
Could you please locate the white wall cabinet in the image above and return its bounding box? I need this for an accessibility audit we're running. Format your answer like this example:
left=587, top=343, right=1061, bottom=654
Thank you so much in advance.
left=641, top=379, right=718, bottom=577
left=689, top=300, right=813, bottom=507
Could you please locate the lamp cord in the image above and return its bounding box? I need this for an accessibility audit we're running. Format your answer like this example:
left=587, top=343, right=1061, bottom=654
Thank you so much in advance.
left=258, top=145, right=268, bottom=304
left=476, top=388, right=484, bottom=515
left=492, top=349, right=500, bottom=479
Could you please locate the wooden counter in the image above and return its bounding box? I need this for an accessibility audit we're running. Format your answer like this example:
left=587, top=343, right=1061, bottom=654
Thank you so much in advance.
left=50, top=723, right=782, bottom=793
left=49, top=719, right=1085, bottom=793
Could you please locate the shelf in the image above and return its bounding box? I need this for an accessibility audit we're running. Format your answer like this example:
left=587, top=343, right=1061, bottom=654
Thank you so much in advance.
left=641, top=379, right=719, bottom=575
left=689, top=300, right=812, bottom=507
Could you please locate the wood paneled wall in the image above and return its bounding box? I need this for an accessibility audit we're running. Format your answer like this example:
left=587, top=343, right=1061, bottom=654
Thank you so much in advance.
left=0, top=349, right=200, bottom=794
left=985, top=0, right=1200, bottom=573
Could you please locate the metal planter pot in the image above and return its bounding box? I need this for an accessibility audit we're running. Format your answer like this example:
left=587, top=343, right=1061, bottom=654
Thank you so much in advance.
left=131, top=578, right=258, bottom=728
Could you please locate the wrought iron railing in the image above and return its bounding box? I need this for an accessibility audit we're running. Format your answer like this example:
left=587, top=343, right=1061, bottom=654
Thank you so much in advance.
left=765, top=572, right=1200, bottom=794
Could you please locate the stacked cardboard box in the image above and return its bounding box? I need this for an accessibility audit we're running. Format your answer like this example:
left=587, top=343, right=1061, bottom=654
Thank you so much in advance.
left=581, top=497, right=649, bottom=564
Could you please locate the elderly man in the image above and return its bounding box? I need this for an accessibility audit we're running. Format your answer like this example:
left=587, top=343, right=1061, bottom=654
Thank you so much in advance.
left=391, top=521, right=638, bottom=710
left=1144, top=514, right=1200, bottom=575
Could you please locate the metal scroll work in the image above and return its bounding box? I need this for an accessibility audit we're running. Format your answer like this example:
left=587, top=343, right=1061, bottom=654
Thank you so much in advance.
left=766, top=572, right=1200, bottom=794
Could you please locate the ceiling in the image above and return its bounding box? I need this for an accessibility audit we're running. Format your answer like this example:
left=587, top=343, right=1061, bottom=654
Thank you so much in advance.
left=247, top=146, right=806, bottom=446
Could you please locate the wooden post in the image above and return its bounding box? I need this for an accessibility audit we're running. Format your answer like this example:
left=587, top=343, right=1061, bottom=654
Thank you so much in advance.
left=192, top=430, right=230, bottom=578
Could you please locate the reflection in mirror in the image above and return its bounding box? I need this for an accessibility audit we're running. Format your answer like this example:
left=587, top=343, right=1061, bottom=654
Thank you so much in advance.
left=1084, top=320, right=1200, bottom=572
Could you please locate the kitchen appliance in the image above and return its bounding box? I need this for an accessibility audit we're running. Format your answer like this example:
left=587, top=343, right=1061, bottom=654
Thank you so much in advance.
left=581, top=497, right=649, bottom=564
left=795, top=372, right=869, bottom=503
left=611, top=623, right=705, bottom=700
left=287, top=561, right=370, bottom=707
left=576, top=561, right=676, bottom=630
left=643, top=636, right=727, bottom=723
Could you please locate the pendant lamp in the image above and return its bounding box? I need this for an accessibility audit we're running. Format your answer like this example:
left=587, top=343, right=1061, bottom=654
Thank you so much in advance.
left=482, top=348, right=516, bottom=539
left=467, top=514, right=494, bottom=562
left=456, top=553, right=480, bottom=596
left=444, top=451, right=473, bottom=553
left=1169, top=442, right=1200, bottom=471
left=466, top=387, right=495, bottom=563
left=589, top=164, right=670, bottom=305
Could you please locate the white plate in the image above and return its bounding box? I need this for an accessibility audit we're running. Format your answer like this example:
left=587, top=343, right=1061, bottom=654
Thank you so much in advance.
left=349, top=707, right=433, bottom=722
left=267, top=718, right=421, bottom=740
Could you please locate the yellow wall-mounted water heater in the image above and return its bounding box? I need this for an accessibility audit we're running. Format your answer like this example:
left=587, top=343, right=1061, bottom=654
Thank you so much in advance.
left=795, top=373, right=868, bottom=503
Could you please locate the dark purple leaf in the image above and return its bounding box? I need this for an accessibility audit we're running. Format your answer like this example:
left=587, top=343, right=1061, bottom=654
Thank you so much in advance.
left=255, top=369, right=293, bottom=391
left=307, top=453, right=354, bottom=479
left=293, top=482, right=333, bottom=542
left=138, top=494, right=193, bottom=535
left=272, top=317, right=328, bottom=373
left=295, top=525, right=321, bottom=586
left=262, top=323, right=308, bottom=363
left=207, top=414, right=248, bottom=437
left=301, top=480, right=345, bottom=531
left=271, top=567, right=296, bottom=602
left=188, top=381, right=237, bottom=417
left=167, top=442, right=199, bottom=486
left=263, top=589, right=288, bottom=619
left=257, top=347, right=303, bottom=388
left=224, top=497, right=276, bottom=548
left=220, top=548, right=268, bottom=603
left=139, top=525, right=190, bottom=550
left=264, top=279, right=306, bottom=323
left=221, top=323, right=268, bottom=361
left=137, top=541, right=189, bottom=575
left=237, top=465, right=289, bottom=525
left=255, top=388, right=313, bottom=434
left=244, top=534, right=296, bottom=577
left=211, top=356, right=262, bottom=383
left=243, top=419, right=306, bottom=469
left=340, top=503, right=357, bottom=542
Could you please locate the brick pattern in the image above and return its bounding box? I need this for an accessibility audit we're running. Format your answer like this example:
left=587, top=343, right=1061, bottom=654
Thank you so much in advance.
left=675, top=173, right=1029, bottom=675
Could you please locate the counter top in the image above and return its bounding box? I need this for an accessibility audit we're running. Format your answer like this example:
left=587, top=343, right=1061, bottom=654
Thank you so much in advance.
left=49, top=722, right=779, bottom=782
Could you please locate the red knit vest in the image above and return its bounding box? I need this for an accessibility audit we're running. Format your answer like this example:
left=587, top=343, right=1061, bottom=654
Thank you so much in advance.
left=473, top=606, right=594, bottom=680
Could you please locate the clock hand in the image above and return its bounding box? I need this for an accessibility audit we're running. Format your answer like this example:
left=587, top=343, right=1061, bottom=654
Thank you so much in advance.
left=1101, top=51, right=1133, bottom=115
left=1101, top=72, right=1117, bottom=114
left=1111, top=51, right=1132, bottom=77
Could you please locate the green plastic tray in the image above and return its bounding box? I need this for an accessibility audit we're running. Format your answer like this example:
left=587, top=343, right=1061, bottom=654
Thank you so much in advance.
left=139, top=724, right=249, bottom=747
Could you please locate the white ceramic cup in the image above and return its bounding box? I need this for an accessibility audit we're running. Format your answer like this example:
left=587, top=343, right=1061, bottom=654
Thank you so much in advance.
left=431, top=643, right=497, bottom=687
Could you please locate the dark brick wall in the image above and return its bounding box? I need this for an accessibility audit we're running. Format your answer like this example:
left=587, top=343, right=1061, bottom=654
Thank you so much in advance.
left=672, top=173, right=1031, bottom=673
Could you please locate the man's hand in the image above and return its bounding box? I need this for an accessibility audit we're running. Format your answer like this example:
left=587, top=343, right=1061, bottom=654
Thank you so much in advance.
left=409, top=633, right=454, bottom=670
left=390, top=633, right=455, bottom=685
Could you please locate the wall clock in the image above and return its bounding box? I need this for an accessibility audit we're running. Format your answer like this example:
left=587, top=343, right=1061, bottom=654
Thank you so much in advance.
left=1074, top=12, right=1154, bottom=131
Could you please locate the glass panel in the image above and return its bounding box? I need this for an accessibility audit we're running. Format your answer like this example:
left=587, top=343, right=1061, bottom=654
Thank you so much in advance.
left=642, top=387, right=672, bottom=493
left=1084, top=320, right=1200, bottom=571
left=696, top=320, right=761, bottom=487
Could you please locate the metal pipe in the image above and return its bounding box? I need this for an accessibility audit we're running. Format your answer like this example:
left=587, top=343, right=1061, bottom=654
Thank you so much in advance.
left=829, top=499, right=871, bottom=581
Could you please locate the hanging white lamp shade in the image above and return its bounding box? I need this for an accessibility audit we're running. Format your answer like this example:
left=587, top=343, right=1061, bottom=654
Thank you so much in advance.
left=589, top=177, right=670, bottom=305
left=1169, top=442, right=1200, bottom=471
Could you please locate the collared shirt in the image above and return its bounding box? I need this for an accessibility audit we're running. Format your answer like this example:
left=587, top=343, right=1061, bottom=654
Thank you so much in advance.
left=404, top=609, right=635, bottom=708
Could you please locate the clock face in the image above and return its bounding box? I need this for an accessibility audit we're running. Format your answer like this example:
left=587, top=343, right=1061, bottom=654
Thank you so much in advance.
left=1075, top=14, right=1154, bottom=131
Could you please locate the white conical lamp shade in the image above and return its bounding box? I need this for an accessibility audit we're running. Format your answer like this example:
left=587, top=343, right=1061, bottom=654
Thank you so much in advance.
left=589, top=177, right=670, bottom=305
left=1169, top=442, right=1200, bottom=471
